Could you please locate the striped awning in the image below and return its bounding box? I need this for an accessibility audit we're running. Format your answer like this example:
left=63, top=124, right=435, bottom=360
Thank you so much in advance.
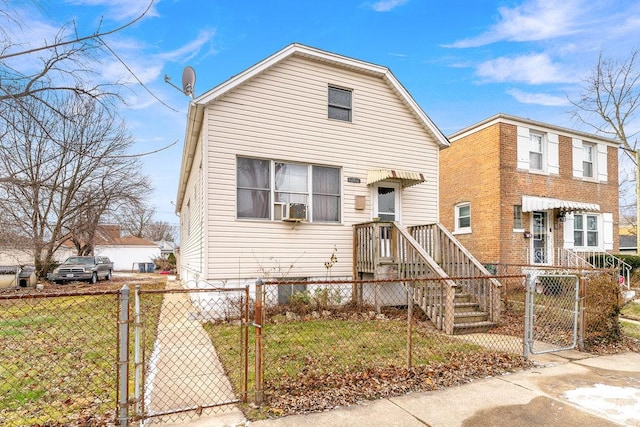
left=366, top=169, right=426, bottom=188
left=521, top=195, right=600, bottom=213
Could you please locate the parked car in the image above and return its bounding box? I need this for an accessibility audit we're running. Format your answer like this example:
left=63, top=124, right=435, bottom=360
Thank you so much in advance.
left=48, top=256, right=113, bottom=284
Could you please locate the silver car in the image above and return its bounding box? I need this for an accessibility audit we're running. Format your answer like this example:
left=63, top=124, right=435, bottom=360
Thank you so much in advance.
left=49, top=256, right=113, bottom=284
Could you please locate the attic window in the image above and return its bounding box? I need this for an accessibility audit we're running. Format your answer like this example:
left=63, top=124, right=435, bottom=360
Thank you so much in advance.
left=328, top=86, right=352, bottom=122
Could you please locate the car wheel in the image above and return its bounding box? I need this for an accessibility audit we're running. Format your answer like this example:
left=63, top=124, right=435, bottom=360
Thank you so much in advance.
left=105, top=270, right=112, bottom=281
left=90, top=272, right=98, bottom=284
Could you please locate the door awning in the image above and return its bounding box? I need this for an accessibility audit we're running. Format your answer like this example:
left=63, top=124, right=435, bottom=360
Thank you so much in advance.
left=521, top=195, right=600, bottom=212
left=366, top=169, right=426, bottom=188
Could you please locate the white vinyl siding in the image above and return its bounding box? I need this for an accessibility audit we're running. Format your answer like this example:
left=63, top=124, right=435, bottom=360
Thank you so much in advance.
left=178, top=133, right=206, bottom=283
left=201, top=55, right=440, bottom=280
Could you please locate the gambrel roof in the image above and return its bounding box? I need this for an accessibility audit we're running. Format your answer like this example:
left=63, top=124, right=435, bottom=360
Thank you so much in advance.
left=176, top=43, right=449, bottom=210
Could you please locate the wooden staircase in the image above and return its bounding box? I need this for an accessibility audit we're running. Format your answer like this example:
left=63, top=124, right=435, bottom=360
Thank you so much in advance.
left=354, top=221, right=501, bottom=335
left=451, top=289, right=496, bottom=334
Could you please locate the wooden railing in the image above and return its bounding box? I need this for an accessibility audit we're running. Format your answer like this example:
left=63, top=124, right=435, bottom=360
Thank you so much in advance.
left=408, top=223, right=502, bottom=323
left=353, top=221, right=501, bottom=333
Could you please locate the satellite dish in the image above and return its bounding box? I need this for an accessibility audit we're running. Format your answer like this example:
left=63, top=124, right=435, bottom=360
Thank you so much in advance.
left=181, top=66, right=196, bottom=97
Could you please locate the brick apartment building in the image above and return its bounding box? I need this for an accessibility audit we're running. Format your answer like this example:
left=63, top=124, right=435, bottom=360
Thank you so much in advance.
left=440, top=114, right=620, bottom=267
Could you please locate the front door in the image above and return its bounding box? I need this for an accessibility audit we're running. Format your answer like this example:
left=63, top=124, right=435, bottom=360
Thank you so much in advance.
left=373, top=183, right=400, bottom=258
left=373, top=183, right=400, bottom=222
left=532, top=211, right=553, bottom=264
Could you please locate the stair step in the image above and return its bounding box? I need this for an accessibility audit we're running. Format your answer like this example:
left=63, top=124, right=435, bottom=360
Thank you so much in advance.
left=453, top=293, right=472, bottom=303
left=452, top=321, right=496, bottom=335
left=453, top=302, right=480, bottom=312
left=454, top=311, right=489, bottom=324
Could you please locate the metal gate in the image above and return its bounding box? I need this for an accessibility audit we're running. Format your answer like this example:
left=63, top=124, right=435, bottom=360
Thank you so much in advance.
left=524, top=273, right=580, bottom=356
left=118, top=284, right=249, bottom=424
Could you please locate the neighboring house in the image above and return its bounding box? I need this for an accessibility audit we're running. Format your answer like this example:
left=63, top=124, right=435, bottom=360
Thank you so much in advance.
left=155, top=240, right=177, bottom=257
left=440, top=113, right=620, bottom=268
left=92, top=225, right=160, bottom=271
left=0, top=225, right=160, bottom=273
left=59, top=225, right=161, bottom=271
left=176, top=43, right=450, bottom=285
left=619, top=227, right=637, bottom=254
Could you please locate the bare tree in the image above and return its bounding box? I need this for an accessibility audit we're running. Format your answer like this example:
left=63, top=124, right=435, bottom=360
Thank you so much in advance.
left=116, top=203, right=177, bottom=242
left=117, top=203, right=156, bottom=238
left=571, top=49, right=640, bottom=150
left=144, top=221, right=178, bottom=242
left=0, top=92, right=149, bottom=275
left=570, top=49, right=640, bottom=238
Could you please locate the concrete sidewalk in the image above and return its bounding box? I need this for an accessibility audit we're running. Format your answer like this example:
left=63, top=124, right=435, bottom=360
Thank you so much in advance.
left=178, top=350, right=640, bottom=427
left=144, top=279, right=245, bottom=425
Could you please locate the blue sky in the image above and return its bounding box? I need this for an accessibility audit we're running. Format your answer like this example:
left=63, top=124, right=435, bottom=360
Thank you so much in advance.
left=5, top=0, right=640, bottom=227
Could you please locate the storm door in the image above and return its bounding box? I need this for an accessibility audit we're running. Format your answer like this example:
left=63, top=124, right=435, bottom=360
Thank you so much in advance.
left=531, top=211, right=553, bottom=265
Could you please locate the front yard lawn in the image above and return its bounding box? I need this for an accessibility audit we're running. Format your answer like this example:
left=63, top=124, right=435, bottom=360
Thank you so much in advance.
left=205, top=316, right=531, bottom=419
left=0, top=276, right=165, bottom=427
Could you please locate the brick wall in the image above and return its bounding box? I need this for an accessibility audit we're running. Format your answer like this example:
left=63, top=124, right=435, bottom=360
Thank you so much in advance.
left=441, top=119, right=620, bottom=266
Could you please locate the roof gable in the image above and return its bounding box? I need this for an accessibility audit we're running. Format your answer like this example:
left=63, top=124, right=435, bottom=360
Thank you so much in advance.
left=177, top=43, right=449, bottom=210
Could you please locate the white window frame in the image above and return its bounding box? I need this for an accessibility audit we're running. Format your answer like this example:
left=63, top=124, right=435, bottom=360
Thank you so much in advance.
left=513, top=205, right=524, bottom=231
left=237, top=156, right=342, bottom=223
left=328, top=85, right=352, bottom=122
left=454, top=202, right=471, bottom=234
left=573, top=213, right=599, bottom=248
left=582, top=142, right=596, bottom=179
left=529, top=133, right=544, bottom=172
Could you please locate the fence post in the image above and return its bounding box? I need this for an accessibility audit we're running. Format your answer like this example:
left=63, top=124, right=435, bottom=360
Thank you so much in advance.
left=254, top=279, right=264, bottom=405
left=406, top=281, right=413, bottom=369
left=134, top=285, right=142, bottom=418
left=523, top=275, right=531, bottom=358
left=578, top=274, right=586, bottom=350
left=118, top=285, right=130, bottom=426
left=243, top=285, right=250, bottom=403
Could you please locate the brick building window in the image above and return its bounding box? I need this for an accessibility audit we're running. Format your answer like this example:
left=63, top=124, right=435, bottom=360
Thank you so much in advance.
left=574, top=214, right=598, bottom=247
left=454, top=202, right=471, bottom=234
left=582, top=143, right=595, bottom=178
left=513, top=205, right=523, bottom=230
left=529, top=133, right=544, bottom=171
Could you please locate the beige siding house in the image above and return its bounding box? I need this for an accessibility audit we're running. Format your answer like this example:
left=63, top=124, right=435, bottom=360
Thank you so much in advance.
left=176, top=43, right=450, bottom=285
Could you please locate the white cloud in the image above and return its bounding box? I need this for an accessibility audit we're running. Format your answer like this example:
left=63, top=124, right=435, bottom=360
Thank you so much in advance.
left=506, top=88, right=570, bottom=106
left=65, top=0, right=160, bottom=21
left=156, top=29, right=217, bottom=63
left=445, top=0, right=587, bottom=48
left=476, top=53, right=574, bottom=84
left=369, top=0, right=409, bottom=12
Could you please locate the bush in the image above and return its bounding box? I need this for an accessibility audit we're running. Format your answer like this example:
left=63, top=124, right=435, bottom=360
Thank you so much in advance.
left=614, top=254, right=640, bottom=270
left=583, top=272, right=622, bottom=348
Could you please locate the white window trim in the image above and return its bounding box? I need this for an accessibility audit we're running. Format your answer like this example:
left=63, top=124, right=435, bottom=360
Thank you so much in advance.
left=237, top=157, right=342, bottom=223
left=328, top=85, right=353, bottom=122
left=573, top=139, right=608, bottom=182
left=513, top=205, right=524, bottom=232
left=516, top=127, right=558, bottom=175
left=454, top=202, right=471, bottom=235
left=571, top=212, right=602, bottom=250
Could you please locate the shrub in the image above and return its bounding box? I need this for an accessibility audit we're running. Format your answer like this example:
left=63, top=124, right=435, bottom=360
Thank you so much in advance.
left=583, top=272, right=622, bottom=348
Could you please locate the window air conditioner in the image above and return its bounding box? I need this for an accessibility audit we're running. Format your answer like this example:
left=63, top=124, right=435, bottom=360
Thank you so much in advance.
left=282, top=202, right=307, bottom=221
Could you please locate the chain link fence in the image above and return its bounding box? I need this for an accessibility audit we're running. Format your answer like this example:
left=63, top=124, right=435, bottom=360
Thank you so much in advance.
left=0, top=289, right=121, bottom=426
left=135, top=283, right=249, bottom=425
left=239, top=276, right=531, bottom=416
left=0, top=269, right=632, bottom=425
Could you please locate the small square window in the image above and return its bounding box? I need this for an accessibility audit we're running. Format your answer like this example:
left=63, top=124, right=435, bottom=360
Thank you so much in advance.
left=328, top=86, right=352, bottom=122
left=455, top=203, right=471, bottom=234
left=513, top=205, right=523, bottom=230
